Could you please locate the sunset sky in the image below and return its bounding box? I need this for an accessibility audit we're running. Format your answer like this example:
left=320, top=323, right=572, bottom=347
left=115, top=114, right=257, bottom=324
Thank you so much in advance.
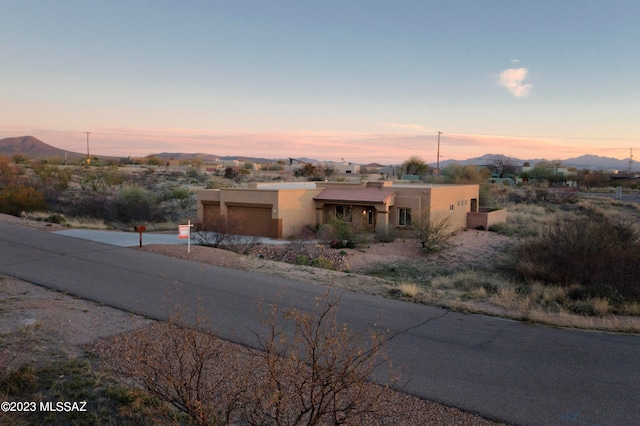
left=1, top=1, right=638, bottom=164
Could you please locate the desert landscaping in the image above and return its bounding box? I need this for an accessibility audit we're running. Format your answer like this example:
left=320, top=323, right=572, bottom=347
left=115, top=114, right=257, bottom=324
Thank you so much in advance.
left=1, top=147, right=640, bottom=424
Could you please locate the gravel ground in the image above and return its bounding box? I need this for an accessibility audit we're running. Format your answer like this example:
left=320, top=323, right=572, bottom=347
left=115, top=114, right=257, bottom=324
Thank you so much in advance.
left=0, top=214, right=505, bottom=424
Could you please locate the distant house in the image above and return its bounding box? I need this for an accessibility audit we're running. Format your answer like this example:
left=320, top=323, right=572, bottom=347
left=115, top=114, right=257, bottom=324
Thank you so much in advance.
left=196, top=181, right=483, bottom=239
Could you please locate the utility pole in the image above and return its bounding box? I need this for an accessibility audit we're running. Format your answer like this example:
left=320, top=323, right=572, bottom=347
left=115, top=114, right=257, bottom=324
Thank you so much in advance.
left=84, top=132, right=91, bottom=165
left=435, top=131, right=442, bottom=176
left=629, top=148, right=634, bottom=174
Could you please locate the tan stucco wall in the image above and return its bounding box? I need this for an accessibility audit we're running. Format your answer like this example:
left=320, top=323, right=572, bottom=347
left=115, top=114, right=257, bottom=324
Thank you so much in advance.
left=197, top=182, right=479, bottom=238
left=388, top=184, right=478, bottom=230
left=196, top=188, right=323, bottom=238
left=275, top=188, right=324, bottom=238
left=467, top=208, right=507, bottom=230
left=428, top=185, right=479, bottom=230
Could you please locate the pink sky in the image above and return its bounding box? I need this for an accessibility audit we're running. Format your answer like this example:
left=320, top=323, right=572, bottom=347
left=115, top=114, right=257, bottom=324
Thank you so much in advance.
left=1, top=126, right=633, bottom=165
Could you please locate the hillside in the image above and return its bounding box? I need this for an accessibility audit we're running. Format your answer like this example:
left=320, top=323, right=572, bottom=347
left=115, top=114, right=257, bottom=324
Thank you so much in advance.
left=436, top=153, right=636, bottom=171
left=0, top=136, right=85, bottom=160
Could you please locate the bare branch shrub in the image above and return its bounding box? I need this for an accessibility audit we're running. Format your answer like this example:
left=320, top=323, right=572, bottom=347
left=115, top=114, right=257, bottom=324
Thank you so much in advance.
left=117, top=299, right=244, bottom=425
left=413, top=212, right=453, bottom=253
left=224, top=233, right=261, bottom=254
left=244, top=291, right=391, bottom=425
left=194, top=215, right=231, bottom=248
left=287, top=224, right=317, bottom=254
left=106, top=289, right=392, bottom=425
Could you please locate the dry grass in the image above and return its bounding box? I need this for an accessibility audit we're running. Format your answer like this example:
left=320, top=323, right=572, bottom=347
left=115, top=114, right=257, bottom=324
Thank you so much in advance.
left=397, top=282, right=421, bottom=298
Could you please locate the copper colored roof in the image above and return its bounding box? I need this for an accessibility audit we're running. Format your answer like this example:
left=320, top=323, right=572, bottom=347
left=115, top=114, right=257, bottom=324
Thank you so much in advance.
left=313, top=187, right=396, bottom=203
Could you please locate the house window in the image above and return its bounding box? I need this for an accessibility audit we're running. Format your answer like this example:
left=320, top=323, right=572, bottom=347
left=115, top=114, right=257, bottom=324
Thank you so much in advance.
left=398, top=208, right=411, bottom=227
left=450, top=204, right=454, bottom=210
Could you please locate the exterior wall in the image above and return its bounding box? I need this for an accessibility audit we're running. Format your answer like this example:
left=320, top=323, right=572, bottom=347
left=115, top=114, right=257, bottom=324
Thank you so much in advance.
left=388, top=184, right=479, bottom=231
left=467, top=208, right=508, bottom=230
left=428, top=185, right=479, bottom=230
left=197, top=182, right=480, bottom=239
left=196, top=187, right=323, bottom=239
left=275, top=188, right=324, bottom=238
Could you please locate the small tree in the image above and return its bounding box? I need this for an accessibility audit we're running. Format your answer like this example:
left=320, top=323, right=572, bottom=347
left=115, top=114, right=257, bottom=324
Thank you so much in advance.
left=401, top=155, right=429, bottom=176
left=487, top=155, right=516, bottom=178
left=413, top=212, right=453, bottom=252
left=112, top=186, right=160, bottom=223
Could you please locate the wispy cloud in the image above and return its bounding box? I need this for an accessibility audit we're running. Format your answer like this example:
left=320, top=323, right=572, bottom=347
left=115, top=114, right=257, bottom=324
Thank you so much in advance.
left=498, top=67, right=533, bottom=98
left=377, top=122, right=424, bottom=131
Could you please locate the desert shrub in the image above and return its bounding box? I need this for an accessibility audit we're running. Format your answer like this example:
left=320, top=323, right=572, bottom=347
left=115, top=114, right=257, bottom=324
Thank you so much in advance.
left=0, top=184, right=46, bottom=216
left=113, top=290, right=390, bottom=425
left=515, top=208, right=640, bottom=302
left=375, top=224, right=398, bottom=242
left=62, top=192, right=110, bottom=220
left=112, top=186, right=161, bottom=223
left=318, top=217, right=364, bottom=248
left=287, top=224, right=317, bottom=253
left=413, top=213, right=453, bottom=253
left=488, top=222, right=514, bottom=236
left=223, top=234, right=260, bottom=255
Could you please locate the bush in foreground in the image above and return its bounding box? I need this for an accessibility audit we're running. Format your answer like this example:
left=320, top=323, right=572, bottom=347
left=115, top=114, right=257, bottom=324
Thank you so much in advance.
left=515, top=207, right=640, bottom=302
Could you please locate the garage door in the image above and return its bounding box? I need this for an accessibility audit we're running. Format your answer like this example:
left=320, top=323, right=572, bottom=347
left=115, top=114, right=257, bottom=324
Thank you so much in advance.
left=227, top=205, right=273, bottom=237
left=202, top=203, right=221, bottom=231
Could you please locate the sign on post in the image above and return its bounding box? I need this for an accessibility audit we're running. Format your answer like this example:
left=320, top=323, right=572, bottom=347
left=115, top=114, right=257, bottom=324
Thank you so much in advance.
left=178, top=220, right=195, bottom=253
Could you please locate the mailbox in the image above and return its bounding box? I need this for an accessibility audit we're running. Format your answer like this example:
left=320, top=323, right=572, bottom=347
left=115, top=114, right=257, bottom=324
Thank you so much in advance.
left=134, top=226, right=146, bottom=247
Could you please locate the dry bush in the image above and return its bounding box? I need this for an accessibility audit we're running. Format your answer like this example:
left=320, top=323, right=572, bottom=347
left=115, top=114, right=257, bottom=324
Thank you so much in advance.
left=245, top=291, right=391, bottom=425
left=109, top=290, right=391, bottom=425
left=118, top=301, right=240, bottom=425
left=224, top=233, right=261, bottom=254
left=194, top=214, right=233, bottom=247
left=413, top=213, right=453, bottom=253
left=515, top=207, right=640, bottom=302
left=397, top=282, right=420, bottom=298
left=0, top=184, right=47, bottom=216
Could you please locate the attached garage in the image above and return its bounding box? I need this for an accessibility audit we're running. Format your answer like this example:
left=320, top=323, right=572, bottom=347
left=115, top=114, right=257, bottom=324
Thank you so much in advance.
left=201, top=202, right=220, bottom=230
left=226, top=203, right=275, bottom=237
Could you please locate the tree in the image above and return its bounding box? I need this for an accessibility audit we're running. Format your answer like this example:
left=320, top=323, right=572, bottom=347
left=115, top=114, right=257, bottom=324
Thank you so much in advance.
left=529, top=161, right=556, bottom=182
left=442, top=164, right=488, bottom=184
left=487, top=155, right=516, bottom=178
left=401, top=156, right=430, bottom=176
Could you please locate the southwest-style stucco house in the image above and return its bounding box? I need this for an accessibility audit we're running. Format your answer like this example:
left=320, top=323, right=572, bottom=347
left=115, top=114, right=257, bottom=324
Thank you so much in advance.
left=196, top=181, right=485, bottom=239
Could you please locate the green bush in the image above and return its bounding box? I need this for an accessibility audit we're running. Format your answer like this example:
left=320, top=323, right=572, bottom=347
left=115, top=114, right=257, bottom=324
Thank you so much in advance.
left=318, top=217, right=364, bottom=248
left=112, top=186, right=160, bottom=223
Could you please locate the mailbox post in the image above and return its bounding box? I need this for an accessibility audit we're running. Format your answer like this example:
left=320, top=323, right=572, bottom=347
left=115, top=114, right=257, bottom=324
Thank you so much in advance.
left=134, top=226, right=146, bottom=247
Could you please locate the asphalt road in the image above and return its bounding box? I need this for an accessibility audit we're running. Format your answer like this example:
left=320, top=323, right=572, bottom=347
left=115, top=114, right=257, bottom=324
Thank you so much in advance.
left=1, top=222, right=638, bottom=426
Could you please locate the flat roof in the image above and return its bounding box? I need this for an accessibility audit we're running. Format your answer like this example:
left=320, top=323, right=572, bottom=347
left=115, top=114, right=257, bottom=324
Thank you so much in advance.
left=313, top=187, right=396, bottom=203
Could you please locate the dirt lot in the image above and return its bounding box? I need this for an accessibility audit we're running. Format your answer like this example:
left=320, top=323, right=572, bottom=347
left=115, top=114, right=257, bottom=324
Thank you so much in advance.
left=0, top=214, right=508, bottom=424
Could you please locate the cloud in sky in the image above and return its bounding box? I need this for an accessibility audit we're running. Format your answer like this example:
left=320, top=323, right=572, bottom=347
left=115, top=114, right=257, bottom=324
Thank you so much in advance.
left=498, top=67, right=533, bottom=98
left=377, top=122, right=424, bottom=131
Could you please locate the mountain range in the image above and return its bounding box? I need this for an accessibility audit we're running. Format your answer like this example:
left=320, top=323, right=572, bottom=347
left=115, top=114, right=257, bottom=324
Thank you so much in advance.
left=0, top=135, right=636, bottom=171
